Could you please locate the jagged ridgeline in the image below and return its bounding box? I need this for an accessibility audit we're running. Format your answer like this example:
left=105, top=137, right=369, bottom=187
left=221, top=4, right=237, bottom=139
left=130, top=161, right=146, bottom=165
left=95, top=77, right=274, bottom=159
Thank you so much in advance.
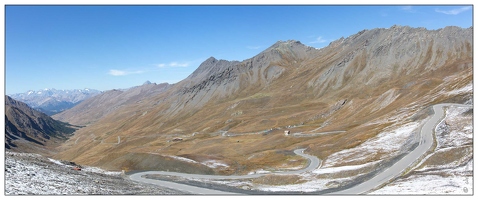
left=53, top=25, right=472, bottom=174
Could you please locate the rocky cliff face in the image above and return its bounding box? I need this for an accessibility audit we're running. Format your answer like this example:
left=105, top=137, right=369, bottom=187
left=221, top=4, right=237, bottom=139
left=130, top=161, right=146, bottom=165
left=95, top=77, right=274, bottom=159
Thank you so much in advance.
left=5, top=95, right=76, bottom=155
left=54, top=25, right=472, bottom=174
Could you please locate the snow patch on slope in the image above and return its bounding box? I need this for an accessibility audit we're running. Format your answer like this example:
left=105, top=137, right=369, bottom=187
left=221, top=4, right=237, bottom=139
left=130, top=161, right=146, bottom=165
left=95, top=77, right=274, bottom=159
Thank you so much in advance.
left=448, top=83, right=472, bottom=95
left=372, top=105, right=473, bottom=195
left=323, top=122, right=419, bottom=167
left=5, top=152, right=182, bottom=195
left=250, top=122, right=421, bottom=192
left=167, top=155, right=198, bottom=164
left=201, top=160, right=229, bottom=169
left=314, top=160, right=381, bottom=174
left=370, top=167, right=472, bottom=194
left=167, top=155, right=229, bottom=169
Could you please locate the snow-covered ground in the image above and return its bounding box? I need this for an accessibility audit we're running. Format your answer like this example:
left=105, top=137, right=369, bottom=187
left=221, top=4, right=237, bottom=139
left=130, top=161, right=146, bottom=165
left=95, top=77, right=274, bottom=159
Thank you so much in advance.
left=201, top=160, right=230, bottom=169
left=322, top=122, right=420, bottom=168
left=370, top=161, right=472, bottom=194
left=208, top=103, right=472, bottom=195
left=314, top=160, right=381, bottom=175
left=5, top=99, right=471, bottom=195
left=5, top=152, right=185, bottom=195
left=447, top=82, right=472, bottom=95
left=371, top=105, right=473, bottom=195
left=166, top=155, right=198, bottom=164
left=166, top=155, right=230, bottom=169
left=192, top=119, right=424, bottom=192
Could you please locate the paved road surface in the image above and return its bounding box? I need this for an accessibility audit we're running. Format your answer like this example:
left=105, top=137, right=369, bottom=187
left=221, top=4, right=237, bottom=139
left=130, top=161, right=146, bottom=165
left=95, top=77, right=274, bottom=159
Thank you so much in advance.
left=130, top=103, right=471, bottom=195
left=330, top=103, right=472, bottom=194
left=129, top=148, right=320, bottom=194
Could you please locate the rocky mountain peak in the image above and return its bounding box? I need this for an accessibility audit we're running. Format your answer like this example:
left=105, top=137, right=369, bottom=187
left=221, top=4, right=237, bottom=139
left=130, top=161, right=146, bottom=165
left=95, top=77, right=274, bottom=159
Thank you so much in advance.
left=256, top=39, right=319, bottom=63
left=266, top=40, right=307, bottom=51
left=272, top=39, right=302, bottom=46
left=204, top=56, right=218, bottom=63
left=186, top=56, right=239, bottom=82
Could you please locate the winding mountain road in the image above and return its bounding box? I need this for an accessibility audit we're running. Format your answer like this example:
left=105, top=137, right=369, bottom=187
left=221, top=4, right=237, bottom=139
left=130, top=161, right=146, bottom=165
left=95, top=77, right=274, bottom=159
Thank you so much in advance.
left=129, top=103, right=471, bottom=194
left=330, top=103, right=472, bottom=194
left=129, top=148, right=320, bottom=194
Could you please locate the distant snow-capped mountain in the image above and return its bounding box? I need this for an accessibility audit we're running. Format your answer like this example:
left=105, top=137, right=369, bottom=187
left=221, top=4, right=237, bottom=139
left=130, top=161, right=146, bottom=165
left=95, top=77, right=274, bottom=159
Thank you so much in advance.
left=9, top=88, right=102, bottom=115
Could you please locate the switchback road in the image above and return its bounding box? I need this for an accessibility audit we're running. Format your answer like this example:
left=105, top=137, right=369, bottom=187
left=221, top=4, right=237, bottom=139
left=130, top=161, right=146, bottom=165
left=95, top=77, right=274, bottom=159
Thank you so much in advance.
left=130, top=103, right=471, bottom=195
left=129, top=148, right=320, bottom=194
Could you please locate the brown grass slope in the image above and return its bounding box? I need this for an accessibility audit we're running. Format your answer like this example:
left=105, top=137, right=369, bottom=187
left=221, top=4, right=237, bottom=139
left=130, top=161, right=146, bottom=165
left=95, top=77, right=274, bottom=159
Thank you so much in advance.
left=52, top=82, right=171, bottom=126
left=54, top=25, right=472, bottom=174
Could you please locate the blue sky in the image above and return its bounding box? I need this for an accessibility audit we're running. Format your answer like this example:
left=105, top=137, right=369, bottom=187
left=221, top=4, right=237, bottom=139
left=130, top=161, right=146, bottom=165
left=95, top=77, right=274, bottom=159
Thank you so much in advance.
left=4, top=5, right=473, bottom=94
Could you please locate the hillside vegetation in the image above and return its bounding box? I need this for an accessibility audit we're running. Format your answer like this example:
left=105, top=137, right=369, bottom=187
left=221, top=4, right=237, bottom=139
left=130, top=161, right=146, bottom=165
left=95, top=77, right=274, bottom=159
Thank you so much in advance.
left=53, top=25, right=472, bottom=175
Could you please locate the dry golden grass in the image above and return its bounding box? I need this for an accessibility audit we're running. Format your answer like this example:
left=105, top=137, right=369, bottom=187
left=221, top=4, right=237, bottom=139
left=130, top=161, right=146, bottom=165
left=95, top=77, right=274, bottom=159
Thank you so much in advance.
left=53, top=29, right=472, bottom=174
left=252, top=174, right=306, bottom=186
left=417, top=146, right=473, bottom=170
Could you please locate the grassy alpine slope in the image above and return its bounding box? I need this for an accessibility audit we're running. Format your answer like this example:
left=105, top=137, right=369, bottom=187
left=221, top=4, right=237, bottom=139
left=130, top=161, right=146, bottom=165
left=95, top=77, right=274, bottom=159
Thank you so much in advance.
left=54, top=25, right=472, bottom=178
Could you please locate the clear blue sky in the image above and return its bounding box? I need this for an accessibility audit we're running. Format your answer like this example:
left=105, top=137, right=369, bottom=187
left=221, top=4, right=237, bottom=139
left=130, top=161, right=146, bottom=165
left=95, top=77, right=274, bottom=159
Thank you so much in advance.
left=5, top=5, right=473, bottom=94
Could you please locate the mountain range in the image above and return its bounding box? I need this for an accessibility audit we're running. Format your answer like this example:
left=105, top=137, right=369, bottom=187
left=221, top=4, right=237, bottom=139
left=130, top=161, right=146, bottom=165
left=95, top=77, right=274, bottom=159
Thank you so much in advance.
left=5, top=95, right=77, bottom=156
left=48, top=25, right=472, bottom=175
left=9, top=88, right=101, bottom=115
